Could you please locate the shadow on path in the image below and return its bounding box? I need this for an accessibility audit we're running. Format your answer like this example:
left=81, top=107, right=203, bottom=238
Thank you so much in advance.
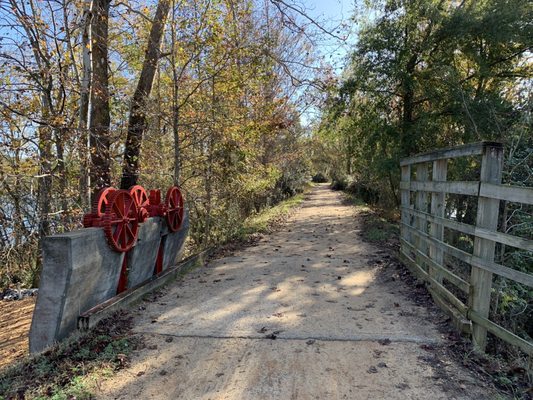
left=96, top=184, right=499, bottom=400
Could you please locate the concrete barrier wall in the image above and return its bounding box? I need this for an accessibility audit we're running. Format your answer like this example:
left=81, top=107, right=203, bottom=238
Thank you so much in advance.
left=162, top=209, right=189, bottom=270
left=127, top=218, right=163, bottom=287
left=29, top=212, right=189, bottom=353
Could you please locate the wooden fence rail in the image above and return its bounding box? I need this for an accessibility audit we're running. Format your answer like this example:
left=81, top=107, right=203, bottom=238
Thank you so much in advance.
left=399, top=141, right=533, bottom=356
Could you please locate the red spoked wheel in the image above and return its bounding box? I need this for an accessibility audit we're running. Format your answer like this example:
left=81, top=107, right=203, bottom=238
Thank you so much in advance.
left=82, top=187, right=116, bottom=227
left=103, top=190, right=139, bottom=252
left=165, top=186, right=184, bottom=232
left=93, top=187, right=116, bottom=216
left=129, top=185, right=149, bottom=222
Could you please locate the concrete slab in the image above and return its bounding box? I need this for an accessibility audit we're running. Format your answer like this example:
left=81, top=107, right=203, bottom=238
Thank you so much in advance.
left=30, top=209, right=190, bottom=354
left=162, top=209, right=189, bottom=270
left=29, top=228, right=124, bottom=353
left=78, top=249, right=213, bottom=331
left=96, top=336, right=474, bottom=400
left=127, top=218, right=163, bottom=287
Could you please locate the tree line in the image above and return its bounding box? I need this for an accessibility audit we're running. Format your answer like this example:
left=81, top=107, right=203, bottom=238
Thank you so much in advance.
left=0, top=0, right=328, bottom=287
left=314, top=0, right=532, bottom=355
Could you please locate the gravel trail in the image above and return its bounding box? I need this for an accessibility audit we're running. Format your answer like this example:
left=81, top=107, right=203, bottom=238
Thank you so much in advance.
left=97, top=184, right=497, bottom=400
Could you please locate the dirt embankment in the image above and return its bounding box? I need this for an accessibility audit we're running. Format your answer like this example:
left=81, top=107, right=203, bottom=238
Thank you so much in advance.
left=0, top=297, right=35, bottom=369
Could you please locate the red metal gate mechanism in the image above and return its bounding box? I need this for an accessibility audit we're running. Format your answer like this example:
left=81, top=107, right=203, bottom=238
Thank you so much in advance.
left=166, top=186, right=185, bottom=233
left=82, top=185, right=185, bottom=293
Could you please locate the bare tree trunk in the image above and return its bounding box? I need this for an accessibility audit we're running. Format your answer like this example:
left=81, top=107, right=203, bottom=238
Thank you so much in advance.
left=89, top=0, right=111, bottom=194
left=9, top=0, right=56, bottom=287
left=55, top=128, right=69, bottom=214
left=120, top=0, right=171, bottom=189
left=34, top=124, right=53, bottom=287
left=79, top=0, right=93, bottom=206
left=171, top=1, right=181, bottom=185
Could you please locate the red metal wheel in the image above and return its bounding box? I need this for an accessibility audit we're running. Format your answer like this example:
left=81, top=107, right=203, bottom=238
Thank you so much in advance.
left=82, top=187, right=116, bottom=227
left=129, top=185, right=149, bottom=208
left=129, top=185, right=150, bottom=222
left=92, top=187, right=116, bottom=217
left=82, top=214, right=95, bottom=228
left=165, top=186, right=184, bottom=232
left=103, top=190, right=139, bottom=252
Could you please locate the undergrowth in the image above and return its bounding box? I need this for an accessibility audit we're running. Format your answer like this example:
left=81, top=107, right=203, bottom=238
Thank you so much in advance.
left=343, top=192, right=399, bottom=245
left=239, top=192, right=306, bottom=237
left=0, top=311, right=137, bottom=400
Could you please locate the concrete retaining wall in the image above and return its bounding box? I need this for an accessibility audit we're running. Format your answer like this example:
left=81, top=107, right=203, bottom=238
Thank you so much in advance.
left=29, top=212, right=189, bottom=353
left=127, top=218, right=163, bottom=287
left=162, top=209, right=189, bottom=270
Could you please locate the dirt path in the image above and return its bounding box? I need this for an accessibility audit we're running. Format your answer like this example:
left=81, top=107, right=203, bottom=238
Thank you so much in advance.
left=97, top=185, right=497, bottom=400
left=0, top=297, right=35, bottom=369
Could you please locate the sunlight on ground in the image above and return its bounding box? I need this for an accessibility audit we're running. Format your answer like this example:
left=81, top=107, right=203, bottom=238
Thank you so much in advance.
left=341, top=271, right=375, bottom=287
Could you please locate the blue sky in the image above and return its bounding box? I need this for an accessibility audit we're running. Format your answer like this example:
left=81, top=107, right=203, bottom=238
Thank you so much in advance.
left=303, top=0, right=356, bottom=73
left=291, top=0, right=356, bottom=125
left=305, top=0, right=354, bottom=24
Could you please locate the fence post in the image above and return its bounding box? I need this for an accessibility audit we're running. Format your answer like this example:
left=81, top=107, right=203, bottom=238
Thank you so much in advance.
left=429, top=159, right=447, bottom=283
left=415, top=163, right=429, bottom=271
left=469, top=143, right=504, bottom=350
left=400, top=165, right=411, bottom=255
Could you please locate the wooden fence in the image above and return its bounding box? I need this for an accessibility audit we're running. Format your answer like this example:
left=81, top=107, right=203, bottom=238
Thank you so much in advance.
left=399, top=141, right=533, bottom=356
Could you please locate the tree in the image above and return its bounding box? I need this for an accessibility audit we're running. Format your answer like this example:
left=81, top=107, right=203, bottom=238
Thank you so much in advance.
left=120, top=0, right=171, bottom=189
left=0, top=0, right=320, bottom=287
left=317, top=0, right=532, bottom=205
left=89, top=0, right=111, bottom=193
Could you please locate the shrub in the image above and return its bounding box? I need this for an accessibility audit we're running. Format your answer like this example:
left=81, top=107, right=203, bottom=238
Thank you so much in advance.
left=330, top=174, right=349, bottom=191
left=346, top=181, right=380, bottom=205
left=311, top=172, right=328, bottom=183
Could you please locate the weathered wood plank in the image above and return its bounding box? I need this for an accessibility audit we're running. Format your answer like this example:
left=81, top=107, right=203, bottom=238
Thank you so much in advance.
left=470, top=144, right=503, bottom=351
left=401, top=238, right=470, bottom=293
left=468, top=310, right=533, bottom=356
left=399, top=250, right=428, bottom=278
left=480, top=183, right=533, bottom=205
left=415, top=164, right=429, bottom=272
left=402, top=223, right=533, bottom=287
left=402, top=207, right=533, bottom=252
left=430, top=289, right=472, bottom=334
left=402, top=207, right=476, bottom=235
left=469, top=255, right=533, bottom=288
left=398, top=141, right=533, bottom=356
left=430, top=159, right=447, bottom=283
left=400, top=165, right=412, bottom=253
left=400, top=253, right=471, bottom=333
left=474, top=226, right=533, bottom=252
left=400, top=247, right=467, bottom=314
left=399, top=141, right=501, bottom=166
left=400, top=181, right=479, bottom=196
left=427, top=273, right=468, bottom=315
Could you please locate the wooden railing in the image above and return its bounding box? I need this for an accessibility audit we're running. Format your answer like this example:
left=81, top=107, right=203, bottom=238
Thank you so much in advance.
left=399, top=142, right=533, bottom=356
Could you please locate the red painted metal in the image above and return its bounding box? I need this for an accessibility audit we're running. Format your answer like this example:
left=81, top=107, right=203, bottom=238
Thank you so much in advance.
left=165, top=186, right=184, bottom=232
left=117, top=257, right=128, bottom=294
left=155, top=240, right=164, bottom=274
left=145, top=189, right=166, bottom=218
left=81, top=184, right=187, bottom=293
left=102, top=190, right=139, bottom=253
left=149, top=189, right=161, bottom=206
left=129, top=185, right=150, bottom=222
left=82, top=187, right=116, bottom=227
